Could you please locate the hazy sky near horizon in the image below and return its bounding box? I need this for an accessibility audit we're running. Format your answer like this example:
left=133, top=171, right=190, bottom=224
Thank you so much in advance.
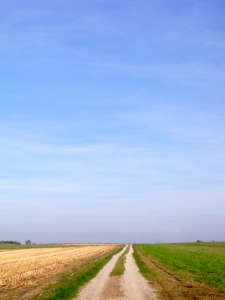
left=1, top=0, right=225, bottom=244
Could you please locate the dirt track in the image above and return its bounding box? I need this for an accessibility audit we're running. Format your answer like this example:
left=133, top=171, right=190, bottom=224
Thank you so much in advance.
left=74, top=245, right=158, bottom=300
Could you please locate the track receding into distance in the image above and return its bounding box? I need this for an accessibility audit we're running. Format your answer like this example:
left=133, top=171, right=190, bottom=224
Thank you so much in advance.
left=74, top=245, right=158, bottom=300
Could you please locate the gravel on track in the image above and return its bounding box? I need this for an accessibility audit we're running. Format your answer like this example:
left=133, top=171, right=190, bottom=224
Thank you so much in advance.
left=74, top=245, right=159, bottom=300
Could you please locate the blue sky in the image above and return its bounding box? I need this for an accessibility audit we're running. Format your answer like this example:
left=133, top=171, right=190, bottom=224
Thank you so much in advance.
left=1, top=0, right=225, bottom=243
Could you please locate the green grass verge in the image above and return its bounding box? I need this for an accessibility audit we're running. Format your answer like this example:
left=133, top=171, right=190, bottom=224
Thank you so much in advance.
left=132, top=245, right=157, bottom=279
left=135, top=242, right=225, bottom=289
left=0, top=244, right=82, bottom=250
left=31, top=246, right=123, bottom=300
left=110, top=245, right=129, bottom=276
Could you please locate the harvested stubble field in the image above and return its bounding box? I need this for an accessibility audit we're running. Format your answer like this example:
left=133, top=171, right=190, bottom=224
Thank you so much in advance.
left=133, top=242, right=225, bottom=300
left=0, top=244, right=119, bottom=299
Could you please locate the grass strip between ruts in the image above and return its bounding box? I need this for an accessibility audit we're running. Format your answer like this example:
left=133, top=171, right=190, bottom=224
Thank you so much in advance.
left=110, top=244, right=130, bottom=276
left=32, top=246, right=124, bottom=300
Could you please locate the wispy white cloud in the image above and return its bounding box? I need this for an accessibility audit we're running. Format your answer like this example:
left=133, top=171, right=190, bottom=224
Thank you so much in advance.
left=1, top=0, right=225, bottom=242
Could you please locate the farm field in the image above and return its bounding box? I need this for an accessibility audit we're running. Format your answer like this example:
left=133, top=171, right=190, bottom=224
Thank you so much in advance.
left=0, top=244, right=72, bottom=250
left=133, top=242, right=225, bottom=300
left=0, top=244, right=120, bottom=299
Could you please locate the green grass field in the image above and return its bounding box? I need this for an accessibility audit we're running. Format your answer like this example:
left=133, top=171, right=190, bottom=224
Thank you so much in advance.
left=135, top=242, right=225, bottom=289
left=0, top=244, right=64, bottom=251
left=0, top=244, right=85, bottom=250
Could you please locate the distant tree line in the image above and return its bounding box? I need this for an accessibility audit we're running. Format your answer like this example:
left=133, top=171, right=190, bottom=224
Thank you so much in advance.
left=0, top=240, right=21, bottom=245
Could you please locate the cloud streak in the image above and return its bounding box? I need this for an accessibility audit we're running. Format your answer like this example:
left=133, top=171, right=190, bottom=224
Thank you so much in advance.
left=1, top=0, right=225, bottom=243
